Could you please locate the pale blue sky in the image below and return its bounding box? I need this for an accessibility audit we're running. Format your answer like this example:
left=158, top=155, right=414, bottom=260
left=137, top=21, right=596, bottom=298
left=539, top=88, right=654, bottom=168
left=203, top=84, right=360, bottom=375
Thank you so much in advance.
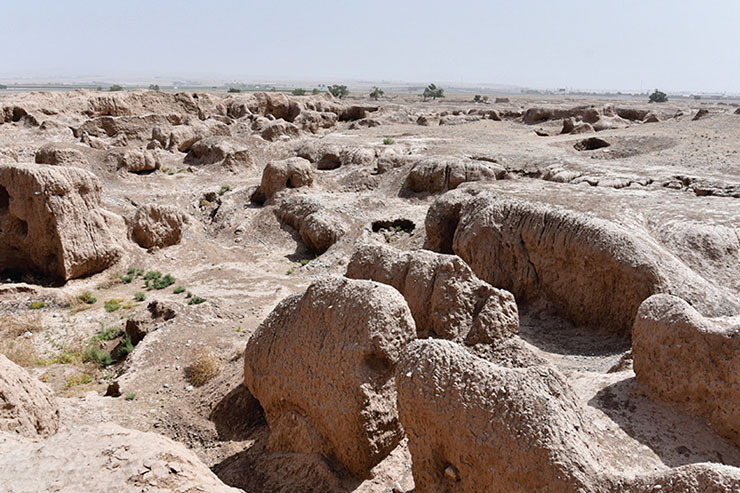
left=3, top=0, right=739, bottom=92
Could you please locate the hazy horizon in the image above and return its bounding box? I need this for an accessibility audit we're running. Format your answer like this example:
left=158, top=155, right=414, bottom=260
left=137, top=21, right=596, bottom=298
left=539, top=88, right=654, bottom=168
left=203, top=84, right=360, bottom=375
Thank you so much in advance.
left=3, top=0, right=739, bottom=94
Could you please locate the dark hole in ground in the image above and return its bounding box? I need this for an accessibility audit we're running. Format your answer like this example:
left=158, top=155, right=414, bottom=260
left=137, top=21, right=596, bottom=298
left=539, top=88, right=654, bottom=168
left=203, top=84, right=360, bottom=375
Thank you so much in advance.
left=317, top=153, right=341, bottom=170
left=574, top=137, right=610, bottom=151
left=372, top=219, right=415, bottom=233
left=0, top=185, right=9, bottom=212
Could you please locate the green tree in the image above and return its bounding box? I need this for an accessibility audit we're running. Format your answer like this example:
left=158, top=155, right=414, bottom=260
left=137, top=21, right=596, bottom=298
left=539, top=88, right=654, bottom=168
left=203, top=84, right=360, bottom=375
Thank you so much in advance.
left=292, top=88, right=307, bottom=96
left=0, top=84, right=7, bottom=90
left=312, top=88, right=320, bottom=95
left=148, top=84, right=160, bottom=91
left=109, top=85, right=123, bottom=92
left=227, top=87, right=241, bottom=93
left=328, top=84, right=349, bottom=99
left=369, top=86, right=384, bottom=100
left=422, top=83, right=444, bottom=101
left=649, top=89, right=668, bottom=103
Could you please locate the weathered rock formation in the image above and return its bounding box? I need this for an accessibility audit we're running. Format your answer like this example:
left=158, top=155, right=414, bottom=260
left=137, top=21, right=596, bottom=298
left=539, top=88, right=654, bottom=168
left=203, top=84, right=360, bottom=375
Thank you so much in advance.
left=0, top=164, right=122, bottom=281
left=0, top=422, right=240, bottom=492
left=404, top=157, right=506, bottom=193
left=276, top=195, right=347, bottom=254
left=424, top=189, right=739, bottom=335
left=633, top=294, right=740, bottom=447
left=346, top=243, right=518, bottom=344
left=125, top=300, right=178, bottom=345
left=34, top=143, right=89, bottom=167
left=252, top=157, right=314, bottom=204
left=0, top=355, right=59, bottom=438
left=130, top=204, right=187, bottom=249
left=244, top=277, right=416, bottom=478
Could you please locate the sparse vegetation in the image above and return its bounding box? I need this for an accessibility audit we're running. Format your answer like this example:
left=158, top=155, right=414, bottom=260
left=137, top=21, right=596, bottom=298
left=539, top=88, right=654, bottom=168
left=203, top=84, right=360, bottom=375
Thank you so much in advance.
left=109, top=85, right=123, bottom=92
left=473, top=95, right=489, bottom=103
left=153, top=274, right=175, bottom=290
left=218, top=185, right=231, bottom=196
left=134, top=292, right=146, bottom=302
left=104, top=299, right=122, bottom=313
left=148, top=84, right=160, bottom=91
left=311, top=88, right=320, bottom=95
left=0, top=313, right=42, bottom=339
left=77, top=291, right=97, bottom=304
left=227, top=87, right=242, bottom=93
left=29, top=301, right=46, bottom=310
left=292, top=88, right=307, bottom=96
left=370, top=87, right=384, bottom=100
left=116, top=335, right=134, bottom=359
left=65, top=373, right=93, bottom=388
left=422, top=83, right=444, bottom=101
left=188, top=295, right=207, bottom=305
left=93, top=324, right=121, bottom=342
left=383, top=138, right=395, bottom=145
left=174, top=286, right=186, bottom=294
left=649, top=89, right=668, bottom=103
left=125, top=392, right=137, bottom=400
left=1, top=339, right=39, bottom=367
left=328, top=84, right=349, bottom=99
left=186, top=348, right=223, bottom=387
left=83, top=344, right=114, bottom=367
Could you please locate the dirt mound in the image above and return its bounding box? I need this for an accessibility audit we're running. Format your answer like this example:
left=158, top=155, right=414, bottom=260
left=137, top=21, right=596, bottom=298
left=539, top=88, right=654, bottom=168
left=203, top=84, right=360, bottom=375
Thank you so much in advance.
left=252, top=157, right=314, bottom=204
left=125, top=300, right=179, bottom=345
left=184, top=136, right=253, bottom=167
left=34, top=142, right=89, bottom=167
left=296, top=141, right=376, bottom=170
left=0, top=355, right=59, bottom=438
left=130, top=204, right=187, bottom=249
left=633, top=294, right=740, bottom=447
left=0, top=422, right=240, bottom=492
left=0, top=163, right=123, bottom=281
left=104, top=148, right=161, bottom=173
left=424, top=188, right=739, bottom=335
left=276, top=195, right=347, bottom=254
left=346, top=243, right=518, bottom=344
left=404, top=157, right=506, bottom=193
left=244, top=276, right=416, bottom=478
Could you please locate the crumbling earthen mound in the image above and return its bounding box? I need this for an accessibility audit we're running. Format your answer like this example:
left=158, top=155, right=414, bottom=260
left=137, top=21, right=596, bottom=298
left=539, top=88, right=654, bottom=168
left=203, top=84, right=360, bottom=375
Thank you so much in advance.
left=34, top=143, right=89, bottom=167
left=104, top=148, right=160, bottom=173
left=130, top=204, right=187, bottom=249
left=0, top=422, right=240, bottom=492
left=395, top=339, right=606, bottom=492
left=404, top=157, right=506, bottom=193
left=424, top=189, right=739, bottom=335
left=0, top=355, right=59, bottom=438
left=633, top=294, right=740, bottom=447
left=275, top=195, right=347, bottom=254
left=0, top=163, right=122, bottom=281
left=184, top=136, right=253, bottom=167
left=574, top=136, right=610, bottom=151
left=346, top=243, right=518, bottom=344
left=251, top=157, right=314, bottom=204
left=244, top=276, right=416, bottom=478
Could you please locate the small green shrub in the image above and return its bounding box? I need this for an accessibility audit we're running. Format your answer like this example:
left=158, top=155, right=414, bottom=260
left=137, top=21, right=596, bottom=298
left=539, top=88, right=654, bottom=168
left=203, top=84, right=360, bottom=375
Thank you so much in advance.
left=116, top=335, right=134, bottom=359
left=65, top=373, right=92, bottom=388
left=143, top=270, right=162, bottom=281
left=104, top=300, right=121, bottom=313
left=134, top=292, right=146, bottom=302
left=148, top=84, right=160, bottom=91
left=649, top=89, right=668, bottom=103
left=109, top=85, right=124, bottom=92
left=78, top=291, right=97, bottom=305
left=83, top=345, right=113, bottom=367
left=188, top=296, right=207, bottom=305
left=383, top=138, right=395, bottom=145
left=120, top=275, right=133, bottom=284
left=93, top=324, right=121, bottom=341
left=218, top=185, right=231, bottom=196
left=291, top=88, right=306, bottom=96
left=173, top=286, right=185, bottom=294
left=125, top=392, right=136, bottom=400
left=370, top=86, right=384, bottom=100
left=153, top=274, right=175, bottom=290
left=299, top=259, right=310, bottom=266
left=227, top=87, right=241, bottom=93
left=186, top=292, right=193, bottom=298
left=29, top=301, right=46, bottom=310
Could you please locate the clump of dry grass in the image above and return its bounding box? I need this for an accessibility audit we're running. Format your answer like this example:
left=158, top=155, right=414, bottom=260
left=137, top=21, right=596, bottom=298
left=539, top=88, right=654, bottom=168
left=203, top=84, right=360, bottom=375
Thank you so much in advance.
left=1, top=339, right=39, bottom=367
left=186, top=348, right=223, bottom=387
left=0, top=313, right=43, bottom=339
